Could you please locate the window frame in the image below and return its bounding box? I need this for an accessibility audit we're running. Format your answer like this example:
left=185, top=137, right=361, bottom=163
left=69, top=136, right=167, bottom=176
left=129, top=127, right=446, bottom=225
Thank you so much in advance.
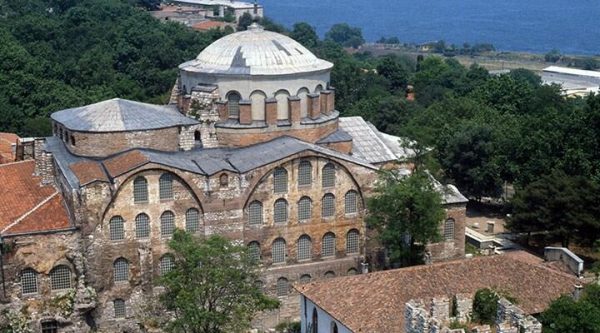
left=274, top=199, right=288, bottom=224
left=322, top=232, right=336, bottom=258
left=185, top=208, right=200, bottom=233
left=322, top=163, right=336, bottom=188
left=321, top=193, right=336, bottom=218
left=109, top=216, right=125, bottom=241
left=297, top=160, right=312, bottom=187
left=161, top=211, right=175, bottom=238
left=20, top=268, right=38, bottom=295
left=297, top=196, right=312, bottom=221
left=159, top=173, right=174, bottom=201
left=297, top=235, right=312, bottom=261
left=50, top=265, right=72, bottom=291
left=113, top=258, right=129, bottom=283
left=133, top=176, right=148, bottom=204
left=135, top=213, right=150, bottom=239
left=248, top=201, right=263, bottom=225
left=272, top=238, right=287, bottom=264
left=273, top=167, right=288, bottom=193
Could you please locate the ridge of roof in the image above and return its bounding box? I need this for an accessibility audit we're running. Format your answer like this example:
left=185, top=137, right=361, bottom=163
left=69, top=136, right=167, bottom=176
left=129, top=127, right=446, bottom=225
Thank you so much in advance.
left=1, top=191, right=58, bottom=234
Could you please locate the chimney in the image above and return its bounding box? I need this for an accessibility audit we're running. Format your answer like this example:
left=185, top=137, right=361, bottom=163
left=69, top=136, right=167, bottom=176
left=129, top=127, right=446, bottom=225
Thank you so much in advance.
left=573, top=283, right=583, bottom=301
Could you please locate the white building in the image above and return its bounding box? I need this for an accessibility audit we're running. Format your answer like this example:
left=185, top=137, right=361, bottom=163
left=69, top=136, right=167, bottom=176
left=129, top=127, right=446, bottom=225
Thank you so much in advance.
left=542, top=66, right=600, bottom=97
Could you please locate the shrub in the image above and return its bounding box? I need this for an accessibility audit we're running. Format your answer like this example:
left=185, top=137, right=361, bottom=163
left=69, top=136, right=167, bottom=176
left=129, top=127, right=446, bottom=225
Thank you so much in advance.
left=472, top=288, right=499, bottom=324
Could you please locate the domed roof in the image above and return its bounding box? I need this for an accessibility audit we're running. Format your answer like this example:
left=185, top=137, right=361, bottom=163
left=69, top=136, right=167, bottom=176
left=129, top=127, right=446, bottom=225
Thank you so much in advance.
left=179, top=23, right=333, bottom=76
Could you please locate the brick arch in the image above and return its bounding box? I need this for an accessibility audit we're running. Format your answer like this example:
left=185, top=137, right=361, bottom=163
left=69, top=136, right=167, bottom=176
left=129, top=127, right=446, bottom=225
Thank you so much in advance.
left=100, top=168, right=204, bottom=230
left=241, top=154, right=366, bottom=212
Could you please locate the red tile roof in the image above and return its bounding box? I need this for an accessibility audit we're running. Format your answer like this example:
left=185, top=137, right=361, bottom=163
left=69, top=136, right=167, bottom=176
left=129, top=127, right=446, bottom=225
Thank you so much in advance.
left=70, top=161, right=108, bottom=185
left=103, top=150, right=149, bottom=178
left=0, top=160, right=72, bottom=236
left=296, top=251, right=578, bottom=333
left=192, top=20, right=229, bottom=31
left=0, top=132, right=19, bottom=164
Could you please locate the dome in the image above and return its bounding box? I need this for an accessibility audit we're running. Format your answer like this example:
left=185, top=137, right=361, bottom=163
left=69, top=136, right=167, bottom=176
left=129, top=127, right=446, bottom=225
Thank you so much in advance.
left=179, top=23, right=333, bottom=76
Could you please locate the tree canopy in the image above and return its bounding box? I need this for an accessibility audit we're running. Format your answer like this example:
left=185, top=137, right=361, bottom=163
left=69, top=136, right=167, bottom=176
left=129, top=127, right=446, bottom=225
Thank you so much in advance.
left=158, top=230, right=279, bottom=333
left=367, top=171, right=445, bottom=267
left=540, top=284, right=600, bottom=333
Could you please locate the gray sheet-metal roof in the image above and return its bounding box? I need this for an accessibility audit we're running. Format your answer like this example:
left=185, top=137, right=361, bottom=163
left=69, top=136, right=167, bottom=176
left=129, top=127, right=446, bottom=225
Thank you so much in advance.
left=51, top=98, right=198, bottom=132
left=317, top=129, right=353, bottom=144
left=339, top=117, right=414, bottom=164
left=179, top=24, right=333, bottom=76
left=49, top=135, right=377, bottom=188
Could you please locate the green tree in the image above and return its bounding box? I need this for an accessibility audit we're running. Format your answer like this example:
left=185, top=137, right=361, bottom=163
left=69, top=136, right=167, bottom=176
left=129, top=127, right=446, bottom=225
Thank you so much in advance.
left=545, top=49, right=561, bottom=63
left=159, top=230, right=279, bottom=333
left=472, top=288, right=499, bottom=324
left=237, top=12, right=254, bottom=31
left=367, top=171, right=445, bottom=267
left=507, top=171, right=600, bottom=248
left=376, top=54, right=411, bottom=91
left=325, top=23, right=364, bottom=48
left=540, top=293, right=600, bottom=333
left=290, top=22, right=318, bottom=49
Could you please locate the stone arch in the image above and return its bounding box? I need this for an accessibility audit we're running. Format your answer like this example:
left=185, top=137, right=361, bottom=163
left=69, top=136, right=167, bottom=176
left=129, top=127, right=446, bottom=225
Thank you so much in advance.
left=315, top=84, right=324, bottom=93
left=226, top=90, right=242, bottom=119
left=275, top=89, right=290, bottom=120
left=297, top=87, right=310, bottom=118
left=250, top=90, right=267, bottom=121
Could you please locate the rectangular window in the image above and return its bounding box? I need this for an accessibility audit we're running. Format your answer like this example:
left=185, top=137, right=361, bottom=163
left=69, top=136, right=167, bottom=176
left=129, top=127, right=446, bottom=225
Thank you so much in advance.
left=41, top=321, right=58, bottom=333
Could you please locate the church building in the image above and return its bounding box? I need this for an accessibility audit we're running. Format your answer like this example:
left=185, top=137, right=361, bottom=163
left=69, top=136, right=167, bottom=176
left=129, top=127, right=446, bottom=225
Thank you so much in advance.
left=0, top=24, right=466, bottom=332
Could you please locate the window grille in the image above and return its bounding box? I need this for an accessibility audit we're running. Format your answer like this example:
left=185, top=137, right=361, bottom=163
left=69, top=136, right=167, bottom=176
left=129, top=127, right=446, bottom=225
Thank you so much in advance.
left=276, top=277, right=289, bottom=296
left=109, top=216, right=124, bottom=241
left=273, top=167, right=288, bottom=193
left=219, top=173, right=229, bottom=187
left=272, top=238, right=286, bottom=264
left=321, top=194, right=335, bottom=218
left=347, top=268, right=358, bottom=275
left=160, top=255, right=175, bottom=275
left=297, top=235, right=312, bottom=261
left=274, top=199, right=288, bottom=224
left=248, top=241, right=261, bottom=262
left=159, top=173, right=173, bottom=200
left=297, top=197, right=312, bottom=221
left=322, top=163, right=335, bottom=188
left=345, top=190, right=358, bottom=214
left=186, top=208, right=200, bottom=233
left=346, top=229, right=360, bottom=254
left=322, top=233, right=336, bottom=257
left=227, top=92, right=241, bottom=118
left=114, top=299, right=126, bottom=318
left=248, top=201, right=263, bottom=225
left=135, top=213, right=150, bottom=239
left=21, top=268, right=38, bottom=295
left=50, top=265, right=71, bottom=290
left=299, top=274, right=311, bottom=283
left=161, top=211, right=175, bottom=238
left=324, top=271, right=336, bottom=278
left=298, top=161, right=312, bottom=186
left=444, top=218, right=455, bottom=241
left=113, top=258, right=129, bottom=282
left=41, top=320, right=58, bottom=333
left=133, top=176, right=148, bottom=203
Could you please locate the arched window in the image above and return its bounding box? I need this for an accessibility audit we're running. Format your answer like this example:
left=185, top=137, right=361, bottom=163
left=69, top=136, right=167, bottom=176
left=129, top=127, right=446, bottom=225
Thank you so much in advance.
left=315, top=84, right=324, bottom=93
left=161, top=211, right=175, bottom=238
left=299, top=274, right=311, bottom=283
left=345, top=190, right=358, bottom=214
left=160, top=254, right=175, bottom=275
left=324, top=271, right=336, bottom=278
left=331, top=322, right=339, bottom=333
left=70, top=135, right=76, bottom=146
left=312, top=308, right=319, bottom=333
left=322, top=163, right=335, bottom=188
left=133, top=176, right=148, bottom=203
left=159, top=173, right=173, bottom=200
left=273, top=167, right=288, bottom=193
left=298, top=196, right=312, bottom=221
left=248, top=201, right=263, bottom=225
left=275, top=89, right=290, bottom=120
left=297, top=87, right=310, bottom=118
left=109, top=216, right=124, bottom=241
left=135, top=213, right=150, bottom=239
left=298, top=161, right=312, bottom=186
left=276, top=277, right=289, bottom=296
left=250, top=90, right=266, bottom=121
left=248, top=241, right=261, bottom=262
left=322, top=232, right=336, bottom=257
left=272, top=238, right=286, bottom=264
left=21, top=268, right=38, bottom=294
left=297, top=235, right=312, bottom=261
left=114, top=299, right=126, bottom=318
left=113, top=258, right=129, bottom=282
left=186, top=208, right=200, bottom=233
left=219, top=173, right=229, bottom=188
left=274, top=199, right=288, bottom=224
left=321, top=194, right=335, bottom=218
left=194, top=130, right=201, bottom=142
left=227, top=91, right=241, bottom=119
left=444, top=218, right=455, bottom=241
left=346, top=229, right=360, bottom=254
left=50, top=265, right=71, bottom=290
left=347, top=267, right=358, bottom=275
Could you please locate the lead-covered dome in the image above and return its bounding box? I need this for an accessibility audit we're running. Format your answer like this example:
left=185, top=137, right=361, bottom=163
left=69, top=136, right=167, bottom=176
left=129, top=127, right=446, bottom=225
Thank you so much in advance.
left=179, top=23, right=333, bottom=76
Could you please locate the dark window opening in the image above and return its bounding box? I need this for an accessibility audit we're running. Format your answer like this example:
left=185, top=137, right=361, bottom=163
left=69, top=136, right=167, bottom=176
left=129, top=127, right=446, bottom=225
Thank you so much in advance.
left=41, top=320, right=58, bottom=333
